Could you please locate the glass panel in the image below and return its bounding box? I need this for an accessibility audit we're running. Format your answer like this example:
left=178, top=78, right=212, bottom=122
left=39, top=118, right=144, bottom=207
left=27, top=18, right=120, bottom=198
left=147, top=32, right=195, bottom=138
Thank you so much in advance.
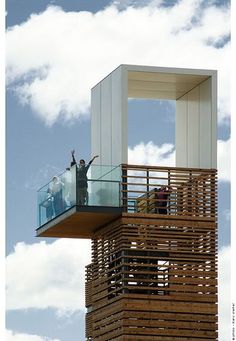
left=86, top=165, right=121, bottom=207
left=37, top=164, right=121, bottom=227
left=89, top=164, right=121, bottom=182
left=87, top=179, right=120, bottom=207
left=37, top=166, right=76, bottom=226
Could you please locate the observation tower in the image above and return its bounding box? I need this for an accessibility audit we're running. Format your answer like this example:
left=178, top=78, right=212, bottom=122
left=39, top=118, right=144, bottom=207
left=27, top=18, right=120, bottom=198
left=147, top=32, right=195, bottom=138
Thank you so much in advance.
left=36, top=65, right=218, bottom=340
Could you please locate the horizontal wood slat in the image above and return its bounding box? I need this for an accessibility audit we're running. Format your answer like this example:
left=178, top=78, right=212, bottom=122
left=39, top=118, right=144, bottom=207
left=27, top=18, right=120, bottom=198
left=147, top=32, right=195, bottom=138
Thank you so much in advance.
left=86, top=213, right=218, bottom=340
left=121, top=164, right=217, bottom=219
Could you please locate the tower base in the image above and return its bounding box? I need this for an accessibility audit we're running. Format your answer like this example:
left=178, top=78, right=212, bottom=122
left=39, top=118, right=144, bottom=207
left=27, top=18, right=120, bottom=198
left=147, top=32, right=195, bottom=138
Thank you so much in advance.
left=85, top=213, right=218, bottom=340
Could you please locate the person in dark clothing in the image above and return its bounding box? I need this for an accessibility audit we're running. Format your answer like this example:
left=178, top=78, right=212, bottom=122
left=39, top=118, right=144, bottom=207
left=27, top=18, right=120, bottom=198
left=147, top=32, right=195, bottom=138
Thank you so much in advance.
left=156, top=186, right=172, bottom=214
left=70, top=150, right=99, bottom=205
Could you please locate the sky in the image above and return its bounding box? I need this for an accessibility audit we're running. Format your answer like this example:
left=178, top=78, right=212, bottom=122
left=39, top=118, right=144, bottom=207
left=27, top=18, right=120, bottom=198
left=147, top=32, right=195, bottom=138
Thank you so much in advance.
left=3, top=0, right=232, bottom=340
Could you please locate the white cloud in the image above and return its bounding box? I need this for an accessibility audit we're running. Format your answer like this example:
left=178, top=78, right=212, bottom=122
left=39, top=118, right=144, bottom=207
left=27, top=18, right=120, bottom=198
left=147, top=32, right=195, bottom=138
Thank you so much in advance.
left=218, top=138, right=230, bottom=182
left=6, top=239, right=91, bottom=312
left=24, top=164, right=63, bottom=190
left=6, top=1, right=230, bottom=125
left=218, top=246, right=231, bottom=341
left=128, top=141, right=175, bottom=166
left=6, top=330, right=60, bottom=341
left=128, top=138, right=230, bottom=182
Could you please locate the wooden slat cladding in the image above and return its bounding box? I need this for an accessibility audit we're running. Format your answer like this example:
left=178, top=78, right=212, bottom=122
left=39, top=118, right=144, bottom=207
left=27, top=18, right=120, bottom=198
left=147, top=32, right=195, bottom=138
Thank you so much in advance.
left=121, top=164, right=217, bottom=219
left=85, top=213, right=218, bottom=340
left=85, top=263, right=93, bottom=308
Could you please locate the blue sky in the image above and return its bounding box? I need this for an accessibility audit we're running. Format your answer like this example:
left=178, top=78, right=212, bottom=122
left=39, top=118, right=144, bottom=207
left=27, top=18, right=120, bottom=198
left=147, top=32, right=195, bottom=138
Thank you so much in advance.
left=4, top=0, right=231, bottom=340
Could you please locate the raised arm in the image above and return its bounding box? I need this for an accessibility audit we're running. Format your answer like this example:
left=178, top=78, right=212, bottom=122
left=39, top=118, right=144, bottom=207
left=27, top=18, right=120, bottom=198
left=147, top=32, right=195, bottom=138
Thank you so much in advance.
left=88, top=155, right=99, bottom=165
left=70, top=149, right=77, bottom=167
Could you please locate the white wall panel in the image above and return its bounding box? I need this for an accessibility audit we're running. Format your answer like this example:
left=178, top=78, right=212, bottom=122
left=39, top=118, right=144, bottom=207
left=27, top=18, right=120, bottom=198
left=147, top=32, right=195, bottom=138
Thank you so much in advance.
left=176, top=94, right=188, bottom=167
left=199, top=78, right=212, bottom=168
left=111, top=67, right=126, bottom=166
left=187, top=86, right=200, bottom=167
left=101, top=75, right=112, bottom=166
left=211, top=73, right=217, bottom=168
left=91, top=84, right=101, bottom=163
left=176, top=76, right=216, bottom=169
left=92, top=65, right=128, bottom=168
left=121, top=67, right=128, bottom=164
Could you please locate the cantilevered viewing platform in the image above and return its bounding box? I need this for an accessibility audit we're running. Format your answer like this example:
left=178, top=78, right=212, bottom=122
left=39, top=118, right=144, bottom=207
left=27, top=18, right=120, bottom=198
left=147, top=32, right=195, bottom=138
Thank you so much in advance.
left=36, top=163, right=217, bottom=239
left=36, top=164, right=122, bottom=238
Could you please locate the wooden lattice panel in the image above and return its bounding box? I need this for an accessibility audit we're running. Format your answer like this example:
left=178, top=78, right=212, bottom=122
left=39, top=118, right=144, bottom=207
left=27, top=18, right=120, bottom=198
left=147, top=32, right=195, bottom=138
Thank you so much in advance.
left=121, top=165, right=217, bottom=219
left=86, top=213, right=217, bottom=340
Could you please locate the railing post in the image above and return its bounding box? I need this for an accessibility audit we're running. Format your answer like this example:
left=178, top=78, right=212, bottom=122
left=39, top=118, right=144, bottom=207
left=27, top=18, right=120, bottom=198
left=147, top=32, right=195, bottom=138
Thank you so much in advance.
left=38, top=203, right=41, bottom=226
left=168, top=169, right=171, bottom=215
left=188, top=170, right=193, bottom=214
left=146, top=169, right=149, bottom=213
left=122, top=164, right=128, bottom=212
left=210, top=171, right=217, bottom=218
left=75, top=165, right=78, bottom=205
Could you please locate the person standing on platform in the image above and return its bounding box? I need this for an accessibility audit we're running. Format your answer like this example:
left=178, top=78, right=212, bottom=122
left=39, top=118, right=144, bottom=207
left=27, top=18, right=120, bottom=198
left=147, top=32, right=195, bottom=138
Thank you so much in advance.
left=70, top=150, right=99, bottom=205
left=48, top=175, right=65, bottom=216
left=156, top=186, right=173, bottom=214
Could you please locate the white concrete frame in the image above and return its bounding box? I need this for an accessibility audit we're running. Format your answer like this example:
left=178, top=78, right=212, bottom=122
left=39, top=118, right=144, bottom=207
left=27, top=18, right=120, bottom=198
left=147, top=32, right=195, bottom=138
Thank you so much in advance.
left=91, top=64, right=217, bottom=169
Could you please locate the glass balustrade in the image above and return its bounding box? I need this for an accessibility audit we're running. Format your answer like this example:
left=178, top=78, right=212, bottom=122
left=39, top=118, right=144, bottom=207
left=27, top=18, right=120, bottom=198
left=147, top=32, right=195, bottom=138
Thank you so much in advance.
left=37, top=163, right=217, bottom=227
left=37, top=164, right=121, bottom=227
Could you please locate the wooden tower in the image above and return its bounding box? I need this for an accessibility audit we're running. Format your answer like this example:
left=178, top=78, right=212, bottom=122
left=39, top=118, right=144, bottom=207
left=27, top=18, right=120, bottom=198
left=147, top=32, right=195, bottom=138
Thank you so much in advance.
left=36, top=65, right=218, bottom=340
